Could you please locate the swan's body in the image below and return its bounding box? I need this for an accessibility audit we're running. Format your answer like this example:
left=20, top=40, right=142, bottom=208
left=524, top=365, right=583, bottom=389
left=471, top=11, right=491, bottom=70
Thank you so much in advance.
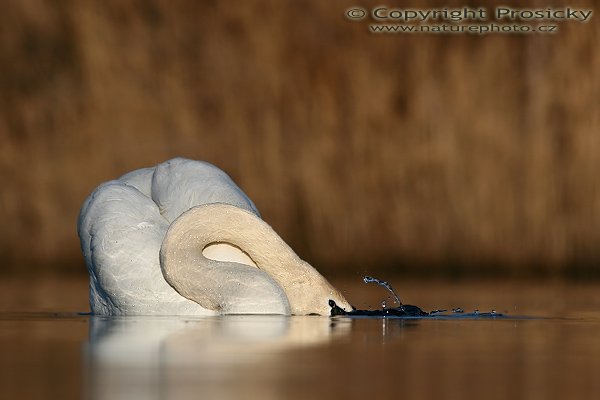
left=78, top=158, right=351, bottom=316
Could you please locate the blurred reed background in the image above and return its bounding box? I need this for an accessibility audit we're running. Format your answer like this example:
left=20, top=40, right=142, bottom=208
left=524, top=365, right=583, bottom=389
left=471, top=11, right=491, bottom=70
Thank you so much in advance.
left=0, top=0, right=598, bottom=278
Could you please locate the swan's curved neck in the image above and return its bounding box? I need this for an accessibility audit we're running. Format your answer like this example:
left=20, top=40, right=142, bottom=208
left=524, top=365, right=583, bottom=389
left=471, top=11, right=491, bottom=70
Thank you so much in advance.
left=160, top=203, right=346, bottom=315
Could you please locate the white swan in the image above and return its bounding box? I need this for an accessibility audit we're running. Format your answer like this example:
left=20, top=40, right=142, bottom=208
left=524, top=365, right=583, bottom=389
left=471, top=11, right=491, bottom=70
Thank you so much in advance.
left=78, top=158, right=352, bottom=316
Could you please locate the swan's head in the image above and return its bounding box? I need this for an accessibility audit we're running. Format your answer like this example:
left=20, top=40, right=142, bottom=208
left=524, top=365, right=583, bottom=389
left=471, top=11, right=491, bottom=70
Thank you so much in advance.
left=281, top=260, right=353, bottom=316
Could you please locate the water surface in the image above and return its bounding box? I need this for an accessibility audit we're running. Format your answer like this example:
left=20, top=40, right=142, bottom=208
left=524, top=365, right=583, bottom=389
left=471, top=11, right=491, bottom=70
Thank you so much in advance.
left=1, top=277, right=599, bottom=399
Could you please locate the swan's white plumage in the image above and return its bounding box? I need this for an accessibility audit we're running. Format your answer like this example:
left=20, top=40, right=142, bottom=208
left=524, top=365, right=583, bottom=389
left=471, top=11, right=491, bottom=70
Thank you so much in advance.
left=78, top=158, right=351, bottom=316
left=151, top=159, right=259, bottom=222
left=79, top=181, right=209, bottom=315
left=119, top=167, right=154, bottom=197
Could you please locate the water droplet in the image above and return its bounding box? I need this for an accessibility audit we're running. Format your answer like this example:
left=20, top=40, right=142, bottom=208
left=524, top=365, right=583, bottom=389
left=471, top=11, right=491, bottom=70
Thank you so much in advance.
left=363, top=276, right=402, bottom=306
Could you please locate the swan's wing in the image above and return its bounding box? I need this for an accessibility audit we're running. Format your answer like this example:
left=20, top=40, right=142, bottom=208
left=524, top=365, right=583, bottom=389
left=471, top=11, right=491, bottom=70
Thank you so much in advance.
left=151, top=158, right=260, bottom=222
left=119, top=166, right=155, bottom=197
left=77, top=181, right=212, bottom=315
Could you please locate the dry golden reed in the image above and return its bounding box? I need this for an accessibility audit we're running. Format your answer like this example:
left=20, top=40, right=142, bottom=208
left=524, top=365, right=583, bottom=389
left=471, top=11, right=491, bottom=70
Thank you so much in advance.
left=0, top=0, right=598, bottom=277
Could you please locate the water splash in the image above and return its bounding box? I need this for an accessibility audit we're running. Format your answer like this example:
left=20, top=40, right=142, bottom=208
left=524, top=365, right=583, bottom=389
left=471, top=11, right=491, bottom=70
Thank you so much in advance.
left=330, top=276, right=505, bottom=319
left=363, top=276, right=402, bottom=306
left=381, top=298, right=389, bottom=309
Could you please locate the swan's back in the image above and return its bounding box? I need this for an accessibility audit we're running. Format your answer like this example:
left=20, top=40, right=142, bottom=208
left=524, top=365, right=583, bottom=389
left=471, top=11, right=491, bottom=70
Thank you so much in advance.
left=151, top=159, right=259, bottom=222
left=77, top=158, right=259, bottom=315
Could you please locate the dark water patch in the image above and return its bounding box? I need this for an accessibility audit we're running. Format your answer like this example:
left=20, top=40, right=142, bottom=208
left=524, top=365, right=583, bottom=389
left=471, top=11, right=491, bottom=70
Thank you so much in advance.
left=329, top=299, right=509, bottom=319
left=331, top=275, right=517, bottom=319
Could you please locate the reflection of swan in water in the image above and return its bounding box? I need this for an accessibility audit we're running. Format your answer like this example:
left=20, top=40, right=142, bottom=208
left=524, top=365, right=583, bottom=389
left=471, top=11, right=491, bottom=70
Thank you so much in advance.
left=78, top=158, right=351, bottom=316
left=87, top=315, right=350, bottom=366
left=85, top=315, right=351, bottom=399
